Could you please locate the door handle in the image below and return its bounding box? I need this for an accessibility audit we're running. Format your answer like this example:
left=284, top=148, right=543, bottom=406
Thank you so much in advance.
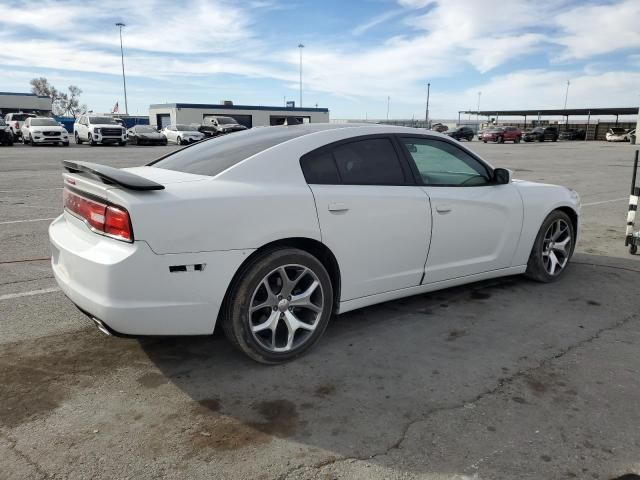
left=436, top=204, right=452, bottom=214
left=328, top=202, right=349, bottom=212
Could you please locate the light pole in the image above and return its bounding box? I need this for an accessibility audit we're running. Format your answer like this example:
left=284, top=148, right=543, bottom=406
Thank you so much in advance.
left=477, top=91, right=481, bottom=123
left=425, top=82, right=430, bottom=128
left=115, top=22, right=128, bottom=115
left=298, top=44, right=304, bottom=108
left=386, top=96, right=390, bottom=121
left=563, top=80, right=570, bottom=110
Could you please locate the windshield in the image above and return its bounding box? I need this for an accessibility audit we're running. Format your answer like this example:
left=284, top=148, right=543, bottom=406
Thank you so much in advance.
left=216, top=117, right=236, bottom=125
left=176, top=124, right=197, bottom=131
left=0, top=119, right=6, bottom=127
left=89, top=117, right=118, bottom=124
left=488, top=128, right=503, bottom=132
left=135, top=126, right=157, bottom=133
left=31, top=118, right=59, bottom=126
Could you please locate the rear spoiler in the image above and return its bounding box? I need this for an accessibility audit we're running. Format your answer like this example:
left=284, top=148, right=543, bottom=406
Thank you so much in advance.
left=62, top=160, right=165, bottom=191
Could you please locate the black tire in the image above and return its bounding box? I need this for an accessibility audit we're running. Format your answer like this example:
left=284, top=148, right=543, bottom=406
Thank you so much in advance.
left=515, top=137, right=521, bottom=144
left=119, top=141, right=126, bottom=146
left=467, top=135, right=473, bottom=141
left=29, top=134, right=36, bottom=146
left=62, top=142, right=69, bottom=147
left=22, top=134, right=28, bottom=145
left=176, top=136, right=182, bottom=145
left=75, top=132, right=83, bottom=144
left=89, top=133, right=97, bottom=146
left=525, top=210, right=575, bottom=283
left=222, top=248, right=334, bottom=364
left=497, top=136, right=504, bottom=144
left=483, top=140, right=487, bottom=143
left=630, top=244, right=638, bottom=255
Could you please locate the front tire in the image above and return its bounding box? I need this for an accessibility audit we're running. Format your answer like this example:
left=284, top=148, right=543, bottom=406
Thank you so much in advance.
left=525, top=210, right=575, bottom=283
left=176, top=136, right=182, bottom=145
left=29, top=134, right=36, bottom=146
left=75, top=132, right=83, bottom=144
left=222, top=248, right=334, bottom=364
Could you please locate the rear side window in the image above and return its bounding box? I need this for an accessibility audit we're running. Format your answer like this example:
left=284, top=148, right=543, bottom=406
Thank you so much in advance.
left=332, top=138, right=405, bottom=185
left=150, top=126, right=320, bottom=177
left=300, top=151, right=340, bottom=184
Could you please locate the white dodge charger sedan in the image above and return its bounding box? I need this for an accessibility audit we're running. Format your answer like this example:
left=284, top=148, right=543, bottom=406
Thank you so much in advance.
left=49, top=124, right=580, bottom=363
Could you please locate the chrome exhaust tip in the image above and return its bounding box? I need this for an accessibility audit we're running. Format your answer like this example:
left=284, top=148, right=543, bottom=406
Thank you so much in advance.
left=92, top=317, right=113, bottom=336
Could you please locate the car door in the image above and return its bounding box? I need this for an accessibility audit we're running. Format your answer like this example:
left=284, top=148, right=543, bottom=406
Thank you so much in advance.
left=302, top=135, right=431, bottom=301
left=398, top=136, right=523, bottom=284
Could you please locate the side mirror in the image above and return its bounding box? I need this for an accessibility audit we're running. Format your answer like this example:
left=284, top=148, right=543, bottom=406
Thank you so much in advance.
left=493, top=168, right=512, bottom=185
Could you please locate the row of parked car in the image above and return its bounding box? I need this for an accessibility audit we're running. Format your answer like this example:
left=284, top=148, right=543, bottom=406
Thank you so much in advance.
left=443, top=124, right=635, bottom=144
left=0, top=113, right=249, bottom=147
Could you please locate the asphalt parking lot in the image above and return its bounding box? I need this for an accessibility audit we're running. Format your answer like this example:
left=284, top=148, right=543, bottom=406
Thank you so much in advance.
left=2, top=140, right=640, bottom=480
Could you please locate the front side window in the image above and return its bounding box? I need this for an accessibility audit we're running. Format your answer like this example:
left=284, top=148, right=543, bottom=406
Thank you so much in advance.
left=400, top=137, right=490, bottom=186
left=331, top=138, right=406, bottom=185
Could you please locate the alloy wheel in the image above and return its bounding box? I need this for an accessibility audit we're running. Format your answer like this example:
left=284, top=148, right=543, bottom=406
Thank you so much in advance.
left=249, top=264, right=324, bottom=353
left=541, top=219, right=572, bottom=275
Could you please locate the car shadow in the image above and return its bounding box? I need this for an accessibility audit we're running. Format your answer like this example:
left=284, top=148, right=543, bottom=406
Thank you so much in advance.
left=138, top=253, right=638, bottom=471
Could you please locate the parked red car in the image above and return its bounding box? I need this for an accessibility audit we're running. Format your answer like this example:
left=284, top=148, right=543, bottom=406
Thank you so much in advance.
left=481, top=126, right=522, bottom=143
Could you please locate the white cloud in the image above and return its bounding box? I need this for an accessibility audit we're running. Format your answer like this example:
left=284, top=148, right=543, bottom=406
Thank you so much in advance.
left=352, top=10, right=404, bottom=36
left=397, top=0, right=434, bottom=8
left=554, top=0, right=640, bottom=60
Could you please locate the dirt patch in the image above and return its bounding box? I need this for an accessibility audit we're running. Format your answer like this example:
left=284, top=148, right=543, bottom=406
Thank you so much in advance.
left=0, top=330, right=146, bottom=428
left=189, top=399, right=299, bottom=453
left=137, top=372, right=169, bottom=389
left=587, top=300, right=601, bottom=306
left=470, top=290, right=492, bottom=300
left=197, top=398, right=222, bottom=413
left=447, top=329, right=467, bottom=341
left=315, top=384, right=336, bottom=397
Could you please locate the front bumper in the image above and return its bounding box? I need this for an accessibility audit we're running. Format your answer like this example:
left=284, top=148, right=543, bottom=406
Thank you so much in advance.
left=32, top=134, right=69, bottom=144
left=49, top=213, right=253, bottom=335
left=93, top=133, right=127, bottom=144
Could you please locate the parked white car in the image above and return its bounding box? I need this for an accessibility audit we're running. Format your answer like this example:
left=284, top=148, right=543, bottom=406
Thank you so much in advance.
left=49, top=124, right=580, bottom=363
left=4, top=112, right=36, bottom=139
left=21, top=117, right=69, bottom=146
left=161, top=124, right=205, bottom=145
left=605, top=127, right=632, bottom=142
left=74, top=115, right=127, bottom=146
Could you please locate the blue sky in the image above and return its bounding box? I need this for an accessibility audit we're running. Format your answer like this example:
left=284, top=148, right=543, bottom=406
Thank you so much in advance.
left=1, top=0, right=639, bottom=119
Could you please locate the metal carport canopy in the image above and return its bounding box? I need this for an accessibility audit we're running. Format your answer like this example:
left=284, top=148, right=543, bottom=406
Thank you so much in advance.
left=459, top=107, right=639, bottom=116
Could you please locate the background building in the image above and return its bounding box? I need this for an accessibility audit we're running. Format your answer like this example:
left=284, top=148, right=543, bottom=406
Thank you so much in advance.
left=149, top=102, right=330, bottom=129
left=0, top=92, right=52, bottom=117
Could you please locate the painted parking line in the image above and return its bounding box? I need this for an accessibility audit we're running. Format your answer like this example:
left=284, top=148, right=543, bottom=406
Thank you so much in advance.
left=0, top=217, right=57, bottom=225
left=0, top=187, right=63, bottom=193
left=582, top=198, right=627, bottom=207
left=0, top=287, right=60, bottom=301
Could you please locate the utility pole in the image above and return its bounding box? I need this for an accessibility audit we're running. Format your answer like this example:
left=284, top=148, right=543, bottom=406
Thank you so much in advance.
left=386, top=96, right=390, bottom=121
left=563, top=80, right=570, bottom=110
left=115, top=22, right=128, bottom=115
left=298, top=44, right=304, bottom=107
left=425, top=82, right=430, bottom=128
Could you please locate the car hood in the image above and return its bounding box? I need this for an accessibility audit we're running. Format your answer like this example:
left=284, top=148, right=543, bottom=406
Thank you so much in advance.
left=137, top=132, right=164, bottom=138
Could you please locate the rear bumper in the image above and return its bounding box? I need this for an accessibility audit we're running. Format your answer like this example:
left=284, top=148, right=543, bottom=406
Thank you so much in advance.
left=49, top=213, right=253, bottom=335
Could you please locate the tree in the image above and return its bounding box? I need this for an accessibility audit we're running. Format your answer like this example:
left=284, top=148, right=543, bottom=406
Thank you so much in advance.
left=29, top=77, right=87, bottom=118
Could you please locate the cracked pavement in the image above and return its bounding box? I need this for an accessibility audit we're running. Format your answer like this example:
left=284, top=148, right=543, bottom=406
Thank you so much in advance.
left=2, top=142, right=640, bottom=479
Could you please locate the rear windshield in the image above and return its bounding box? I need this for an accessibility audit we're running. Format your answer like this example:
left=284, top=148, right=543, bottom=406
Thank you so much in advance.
left=610, top=128, right=626, bottom=134
left=150, top=126, right=317, bottom=176
left=134, top=126, right=156, bottom=133
left=31, top=118, right=59, bottom=126
left=11, top=114, right=34, bottom=121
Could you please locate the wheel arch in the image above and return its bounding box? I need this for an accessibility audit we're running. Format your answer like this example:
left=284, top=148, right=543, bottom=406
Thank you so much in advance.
left=554, top=205, right=578, bottom=238
left=216, top=237, right=341, bottom=332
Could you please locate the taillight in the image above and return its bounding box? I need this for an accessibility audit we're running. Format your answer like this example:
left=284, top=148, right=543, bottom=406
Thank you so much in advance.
left=63, top=189, right=133, bottom=242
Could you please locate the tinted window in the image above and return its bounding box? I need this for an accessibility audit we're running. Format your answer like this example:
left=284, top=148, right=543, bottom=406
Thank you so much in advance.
left=331, top=138, right=405, bottom=185
left=400, top=137, right=490, bottom=186
left=300, top=151, right=340, bottom=184
left=11, top=114, right=33, bottom=121
left=151, top=126, right=321, bottom=177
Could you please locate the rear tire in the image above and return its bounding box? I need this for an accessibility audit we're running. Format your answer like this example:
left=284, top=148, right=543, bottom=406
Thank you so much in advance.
left=222, top=248, right=334, bottom=364
left=176, top=136, right=182, bottom=145
left=525, top=210, right=575, bottom=283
